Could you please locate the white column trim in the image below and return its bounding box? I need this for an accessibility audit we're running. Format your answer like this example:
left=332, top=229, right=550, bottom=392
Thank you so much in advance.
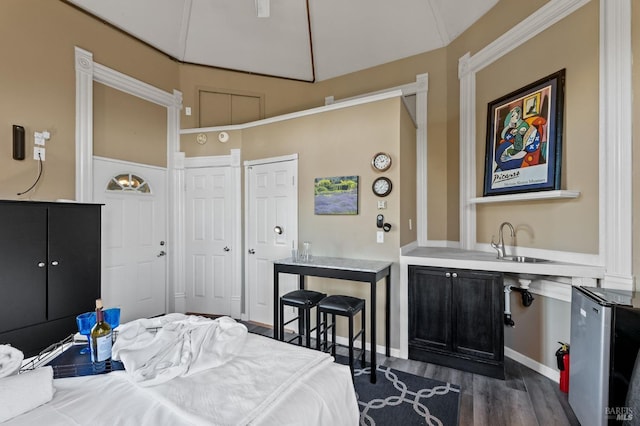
left=599, top=0, right=634, bottom=289
left=74, top=47, right=94, bottom=203
left=458, top=52, right=476, bottom=250
left=415, top=74, right=429, bottom=246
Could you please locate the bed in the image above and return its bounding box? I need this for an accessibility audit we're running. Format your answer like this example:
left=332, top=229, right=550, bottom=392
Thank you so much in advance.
left=1, top=314, right=359, bottom=425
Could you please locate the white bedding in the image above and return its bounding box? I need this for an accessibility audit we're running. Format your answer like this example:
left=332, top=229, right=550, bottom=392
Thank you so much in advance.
left=4, top=317, right=359, bottom=426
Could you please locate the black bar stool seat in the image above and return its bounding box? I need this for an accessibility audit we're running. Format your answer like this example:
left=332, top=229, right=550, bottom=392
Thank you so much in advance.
left=316, top=295, right=366, bottom=375
left=280, top=289, right=326, bottom=348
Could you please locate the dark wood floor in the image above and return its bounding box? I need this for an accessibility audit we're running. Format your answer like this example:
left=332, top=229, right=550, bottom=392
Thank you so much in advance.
left=242, top=320, right=580, bottom=426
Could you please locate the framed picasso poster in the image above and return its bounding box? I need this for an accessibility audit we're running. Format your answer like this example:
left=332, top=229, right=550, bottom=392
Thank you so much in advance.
left=483, top=69, right=565, bottom=196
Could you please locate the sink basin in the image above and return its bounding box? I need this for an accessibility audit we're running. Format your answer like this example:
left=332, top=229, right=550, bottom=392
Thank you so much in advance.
left=501, top=255, right=549, bottom=263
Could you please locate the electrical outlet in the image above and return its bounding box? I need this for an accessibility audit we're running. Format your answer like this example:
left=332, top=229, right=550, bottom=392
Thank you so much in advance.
left=377, top=231, right=384, bottom=243
left=33, top=147, right=45, bottom=161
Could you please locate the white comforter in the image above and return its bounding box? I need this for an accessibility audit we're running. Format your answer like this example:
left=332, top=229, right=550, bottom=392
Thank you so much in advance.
left=112, top=314, right=248, bottom=386
left=5, top=316, right=359, bottom=426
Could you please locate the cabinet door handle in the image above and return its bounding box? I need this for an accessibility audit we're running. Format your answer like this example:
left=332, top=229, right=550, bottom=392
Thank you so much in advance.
left=445, top=272, right=451, bottom=278
left=452, top=272, right=458, bottom=278
left=38, top=262, right=45, bottom=268
left=51, top=261, right=59, bottom=266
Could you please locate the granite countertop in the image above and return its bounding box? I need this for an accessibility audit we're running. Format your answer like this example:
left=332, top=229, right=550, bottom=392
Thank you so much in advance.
left=401, top=247, right=604, bottom=280
left=274, top=256, right=392, bottom=273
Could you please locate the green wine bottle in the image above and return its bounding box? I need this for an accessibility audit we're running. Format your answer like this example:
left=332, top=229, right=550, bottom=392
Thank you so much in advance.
left=90, top=298, right=112, bottom=373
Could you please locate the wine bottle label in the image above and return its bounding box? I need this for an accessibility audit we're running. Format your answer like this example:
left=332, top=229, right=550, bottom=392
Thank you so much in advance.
left=91, top=332, right=112, bottom=363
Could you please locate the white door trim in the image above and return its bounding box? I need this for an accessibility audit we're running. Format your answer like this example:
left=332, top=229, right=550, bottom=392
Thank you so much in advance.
left=74, top=47, right=184, bottom=314
left=184, top=150, right=242, bottom=318
left=243, top=153, right=298, bottom=167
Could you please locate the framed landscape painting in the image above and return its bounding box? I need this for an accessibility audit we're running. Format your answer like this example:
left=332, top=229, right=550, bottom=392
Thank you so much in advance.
left=314, top=176, right=359, bottom=215
left=483, top=69, right=565, bottom=196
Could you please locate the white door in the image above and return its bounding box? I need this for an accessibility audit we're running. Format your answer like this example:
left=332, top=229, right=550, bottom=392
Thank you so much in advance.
left=185, top=165, right=234, bottom=316
left=246, top=157, right=298, bottom=326
left=93, top=157, right=167, bottom=324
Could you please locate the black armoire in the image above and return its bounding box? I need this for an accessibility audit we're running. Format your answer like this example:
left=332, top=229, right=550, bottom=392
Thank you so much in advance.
left=0, top=200, right=101, bottom=357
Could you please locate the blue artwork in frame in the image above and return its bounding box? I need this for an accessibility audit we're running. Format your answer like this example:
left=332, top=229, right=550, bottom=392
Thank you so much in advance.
left=314, top=176, right=359, bottom=215
left=483, top=69, right=565, bottom=196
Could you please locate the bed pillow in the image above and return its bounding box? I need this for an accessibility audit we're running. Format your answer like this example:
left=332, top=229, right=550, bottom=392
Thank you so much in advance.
left=0, top=366, right=55, bottom=422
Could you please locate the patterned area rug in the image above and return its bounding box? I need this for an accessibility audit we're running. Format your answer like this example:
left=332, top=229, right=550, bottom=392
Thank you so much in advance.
left=345, top=360, right=461, bottom=426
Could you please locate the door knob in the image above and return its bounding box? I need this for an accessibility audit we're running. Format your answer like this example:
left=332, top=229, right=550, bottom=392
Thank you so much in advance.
left=248, top=249, right=255, bottom=254
left=157, top=250, right=166, bottom=257
left=224, top=246, right=231, bottom=252
left=274, top=226, right=283, bottom=235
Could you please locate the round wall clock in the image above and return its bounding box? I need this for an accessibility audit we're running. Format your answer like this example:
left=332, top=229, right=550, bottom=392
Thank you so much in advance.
left=372, top=177, right=392, bottom=197
left=371, top=152, right=392, bottom=172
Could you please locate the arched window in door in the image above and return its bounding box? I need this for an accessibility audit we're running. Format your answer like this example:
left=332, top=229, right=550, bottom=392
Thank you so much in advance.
left=106, top=173, right=151, bottom=193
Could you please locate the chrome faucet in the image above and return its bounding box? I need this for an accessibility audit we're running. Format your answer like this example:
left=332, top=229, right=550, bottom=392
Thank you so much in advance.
left=491, top=222, right=515, bottom=259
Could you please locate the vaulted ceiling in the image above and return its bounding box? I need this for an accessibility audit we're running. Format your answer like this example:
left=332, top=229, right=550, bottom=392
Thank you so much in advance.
left=66, top=0, right=498, bottom=82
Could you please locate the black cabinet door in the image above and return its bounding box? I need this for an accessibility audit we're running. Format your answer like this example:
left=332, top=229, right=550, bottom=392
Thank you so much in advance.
left=408, top=266, right=452, bottom=351
left=0, top=204, right=47, bottom=333
left=47, top=204, right=101, bottom=320
left=452, top=269, right=504, bottom=361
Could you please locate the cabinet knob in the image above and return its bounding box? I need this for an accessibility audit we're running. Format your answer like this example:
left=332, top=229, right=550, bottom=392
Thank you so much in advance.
left=445, top=272, right=451, bottom=278
left=51, top=261, right=59, bottom=266
left=38, top=262, right=45, bottom=268
left=452, top=272, right=457, bottom=278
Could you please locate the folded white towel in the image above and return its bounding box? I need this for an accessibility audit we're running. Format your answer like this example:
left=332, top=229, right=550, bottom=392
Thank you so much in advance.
left=0, top=366, right=55, bottom=422
left=0, top=345, right=23, bottom=378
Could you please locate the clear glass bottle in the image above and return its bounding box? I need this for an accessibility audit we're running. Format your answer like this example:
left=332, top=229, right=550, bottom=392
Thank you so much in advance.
left=90, top=298, right=112, bottom=373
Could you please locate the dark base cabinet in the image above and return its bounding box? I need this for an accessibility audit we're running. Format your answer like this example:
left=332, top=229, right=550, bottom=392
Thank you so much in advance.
left=0, top=201, right=101, bottom=357
left=408, top=265, right=505, bottom=379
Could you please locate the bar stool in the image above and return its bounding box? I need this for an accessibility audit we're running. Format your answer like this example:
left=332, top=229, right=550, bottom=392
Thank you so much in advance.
left=316, top=295, right=366, bottom=374
left=279, top=289, right=326, bottom=348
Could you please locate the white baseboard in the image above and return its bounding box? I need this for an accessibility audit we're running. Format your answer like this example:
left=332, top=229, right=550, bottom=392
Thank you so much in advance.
left=505, top=346, right=560, bottom=383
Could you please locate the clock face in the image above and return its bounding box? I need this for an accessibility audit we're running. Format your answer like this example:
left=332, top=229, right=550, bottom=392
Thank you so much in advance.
left=372, top=177, right=392, bottom=197
left=371, top=152, right=392, bottom=171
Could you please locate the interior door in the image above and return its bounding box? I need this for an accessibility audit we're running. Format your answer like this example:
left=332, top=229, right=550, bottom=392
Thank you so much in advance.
left=185, top=165, right=233, bottom=316
left=93, top=157, right=167, bottom=323
left=246, top=158, right=298, bottom=326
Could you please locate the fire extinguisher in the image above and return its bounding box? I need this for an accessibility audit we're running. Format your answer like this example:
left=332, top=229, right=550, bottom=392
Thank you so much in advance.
left=555, top=342, right=570, bottom=393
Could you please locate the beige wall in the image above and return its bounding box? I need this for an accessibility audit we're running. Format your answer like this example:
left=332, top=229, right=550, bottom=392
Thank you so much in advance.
left=93, top=84, right=167, bottom=167
left=475, top=1, right=599, bottom=254
left=241, top=98, right=405, bottom=345
left=0, top=0, right=177, bottom=200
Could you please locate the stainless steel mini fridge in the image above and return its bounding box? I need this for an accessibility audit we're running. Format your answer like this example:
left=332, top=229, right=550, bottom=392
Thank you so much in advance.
left=569, top=286, right=640, bottom=426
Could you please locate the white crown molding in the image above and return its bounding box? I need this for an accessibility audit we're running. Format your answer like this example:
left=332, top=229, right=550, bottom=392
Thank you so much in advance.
left=243, top=153, right=298, bottom=167
left=181, top=90, right=403, bottom=134
left=461, top=0, right=590, bottom=76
